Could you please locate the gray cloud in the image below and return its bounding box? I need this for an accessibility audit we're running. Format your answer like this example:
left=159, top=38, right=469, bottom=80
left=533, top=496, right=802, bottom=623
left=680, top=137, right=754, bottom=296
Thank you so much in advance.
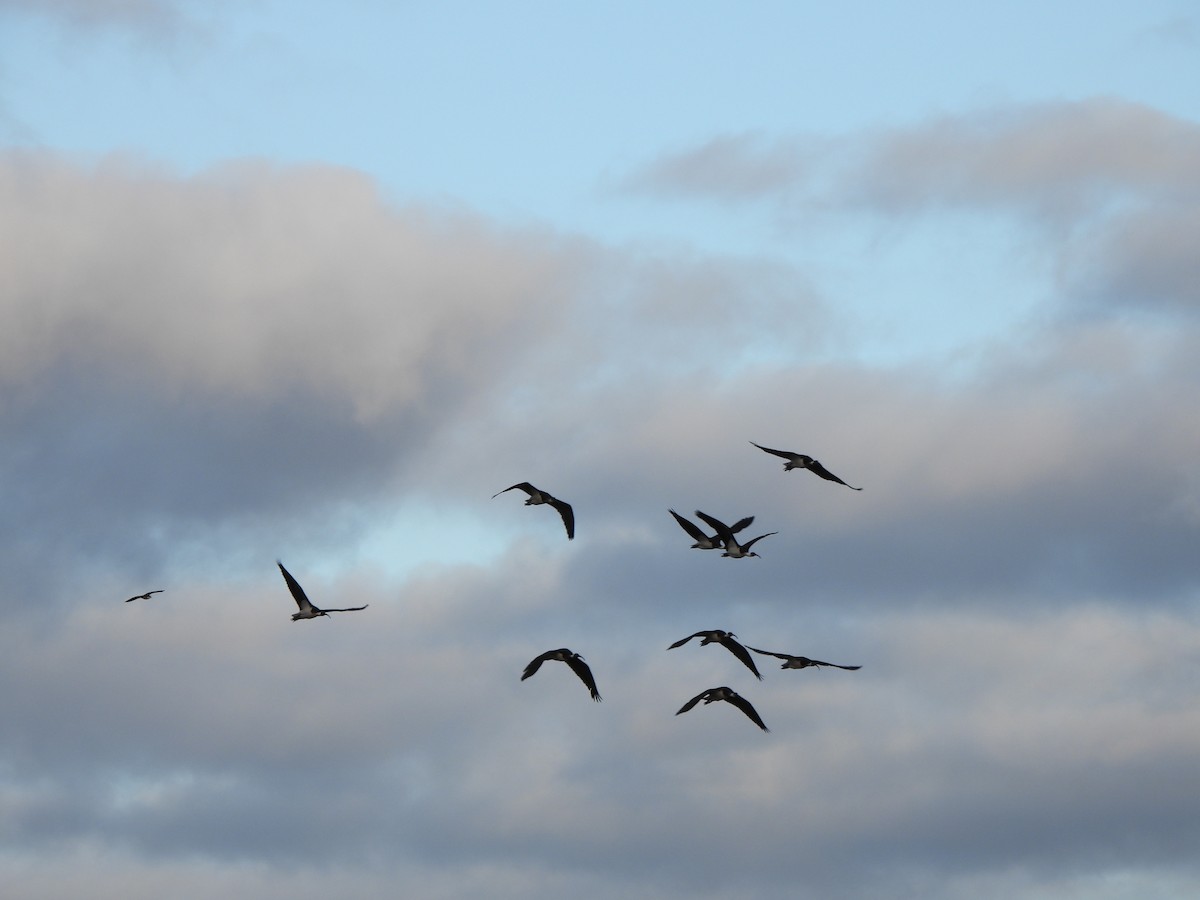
left=617, top=132, right=817, bottom=202
left=622, top=100, right=1200, bottom=317
left=2, top=132, right=1199, bottom=899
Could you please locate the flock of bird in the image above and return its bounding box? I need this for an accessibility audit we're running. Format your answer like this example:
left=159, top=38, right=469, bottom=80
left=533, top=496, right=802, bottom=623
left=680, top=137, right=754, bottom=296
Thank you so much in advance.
left=125, top=441, right=862, bottom=733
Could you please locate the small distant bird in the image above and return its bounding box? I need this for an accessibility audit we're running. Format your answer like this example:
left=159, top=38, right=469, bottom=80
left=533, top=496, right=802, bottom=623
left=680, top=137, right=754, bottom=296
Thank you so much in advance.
left=694, top=510, right=777, bottom=558
left=747, top=647, right=862, bottom=671
left=276, top=561, right=368, bottom=621
left=493, top=482, right=575, bottom=540
left=675, top=686, right=769, bottom=732
left=749, top=441, right=862, bottom=490
left=124, top=590, right=163, bottom=603
left=668, top=630, right=762, bottom=680
left=521, top=648, right=602, bottom=701
left=668, top=509, right=754, bottom=550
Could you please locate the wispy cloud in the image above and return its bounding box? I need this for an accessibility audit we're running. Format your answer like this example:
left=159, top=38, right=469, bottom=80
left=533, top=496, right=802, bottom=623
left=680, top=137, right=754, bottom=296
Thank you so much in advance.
left=0, top=0, right=207, bottom=38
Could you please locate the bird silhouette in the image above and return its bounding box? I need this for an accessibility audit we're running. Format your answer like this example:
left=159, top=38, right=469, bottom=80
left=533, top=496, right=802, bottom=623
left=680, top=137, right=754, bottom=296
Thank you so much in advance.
left=747, top=647, right=862, bottom=670
left=668, top=509, right=753, bottom=550
left=276, top=561, right=368, bottom=621
left=668, top=630, right=763, bottom=679
left=521, top=648, right=602, bottom=701
left=749, top=441, right=862, bottom=490
left=675, top=686, right=769, bottom=731
left=694, top=510, right=777, bottom=558
left=493, top=482, right=575, bottom=539
left=124, top=590, right=163, bottom=603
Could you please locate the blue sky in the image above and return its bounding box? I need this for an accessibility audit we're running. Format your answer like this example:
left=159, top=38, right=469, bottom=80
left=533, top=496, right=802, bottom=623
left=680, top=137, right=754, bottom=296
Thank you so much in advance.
left=1, top=2, right=1199, bottom=898
left=5, top=0, right=1195, bottom=369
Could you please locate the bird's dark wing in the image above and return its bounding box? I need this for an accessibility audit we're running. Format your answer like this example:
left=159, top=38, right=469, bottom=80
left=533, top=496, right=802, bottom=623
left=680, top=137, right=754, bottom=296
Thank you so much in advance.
left=720, top=636, right=763, bottom=680
left=727, top=516, right=755, bottom=534
left=667, top=632, right=704, bottom=649
left=725, top=692, right=770, bottom=731
left=675, top=689, right=712, bottom=715
left=750, top=441, right=795, bottom=460
left=745, top=646, right=792, bottom=661
left=810, top=658, right=862, bottom=670
left=321, top=605, right=369, bottom=613
left=124, top=590, right=164, bottom=602
left=521, top=650, right=556, bottom=681
left=277, top=561, right=314, bottom=612
left=808, top=460, right=862, bottom=490
left=492, top=482, right=536, bottom=499
left=694, top=511, right=733, bottom=543
left=669, top=509, right=707, bottom=542
left=565, top=654, right=602, bottom=701
left=549, top=497, right=575, bottom=540
left=741, top=532, right=778, bottom=551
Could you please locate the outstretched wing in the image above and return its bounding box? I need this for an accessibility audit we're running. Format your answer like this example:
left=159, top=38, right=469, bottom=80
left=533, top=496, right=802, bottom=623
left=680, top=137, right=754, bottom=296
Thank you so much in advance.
left=564, top=654, right=602, bottom=701
left=750, top=441, right=795, bottom=461
left=321, top=605, right=369, bottom=614
left=746, top=646, right=791, bottom=661
left=741, top=532, right=778, bottom=551
left=277, top=561, right=314, bottom=613
left=521, top=649, right=556, bottom=681
left=807, top=460, right=862, bottom=490
left=727, top=516, right=755, bottom=534
left=667, top=632, right=703, bottom=649
left=725, top=692, right=770, bottom=731
left=492, top=482, right=535, bottom=499
left=675, top=689, right=712, bottom=716
left=810, top=658, right=862, bottom=670
left=719, top=636, right=764, bottom=680
left=124, top=590, right=163, bottom=602
left=668, top=509, right=707, bottom=542
left=549, top=497, right=575, bottom=540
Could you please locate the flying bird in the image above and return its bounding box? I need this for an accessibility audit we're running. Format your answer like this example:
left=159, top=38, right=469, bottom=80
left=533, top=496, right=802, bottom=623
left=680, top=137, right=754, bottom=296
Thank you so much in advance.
left=493, top=482, right=575, bottom=540
left=668, top=629, right=763, bottom=680
left=675, top=686, right=769, bottom=732
left=124, top=590, right=163, bottom=603
left=749, top=441, right=862, bottom=490
left=694, top=510, right=777, bottom=558
left=276, top=561, right=368, bottom=621
left=747, top=647, right=862, bottom=671
left=521, top=648, right=602, bottom=701
left=668, top=509, right=754, bottom=550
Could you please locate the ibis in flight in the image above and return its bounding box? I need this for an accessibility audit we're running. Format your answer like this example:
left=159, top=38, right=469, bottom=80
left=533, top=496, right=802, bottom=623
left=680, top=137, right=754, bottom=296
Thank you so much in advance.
left=676, top=686, right=769, bottom=732
left=493, top=482, right=575, bottom=540
left=668, top=630, right=763, bottom=680
left=521, top=648, right=602, bottom=701
left=276, top=561, right=368, bottom=621
left=749, top=441, right=862, bottom=490
left=694, top=510, right=777, bottom=558
left=124, top=590, right=163, bottom=603
left=748, top=647, right=862, bottom=671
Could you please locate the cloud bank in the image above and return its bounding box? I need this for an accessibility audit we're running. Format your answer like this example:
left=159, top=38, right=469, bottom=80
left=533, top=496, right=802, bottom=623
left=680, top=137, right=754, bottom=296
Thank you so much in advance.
left=2, top=97, right=1199, bottom=899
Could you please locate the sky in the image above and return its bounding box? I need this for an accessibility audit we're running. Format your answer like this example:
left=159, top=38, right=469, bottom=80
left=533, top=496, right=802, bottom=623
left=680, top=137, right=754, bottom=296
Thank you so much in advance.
left=1, top=1, right=1199, bottom=898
